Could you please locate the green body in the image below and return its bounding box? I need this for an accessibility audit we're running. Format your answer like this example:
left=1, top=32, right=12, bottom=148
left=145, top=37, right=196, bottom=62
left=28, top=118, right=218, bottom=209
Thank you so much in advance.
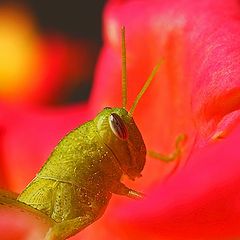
left=18, top=108, right=146, bottom=239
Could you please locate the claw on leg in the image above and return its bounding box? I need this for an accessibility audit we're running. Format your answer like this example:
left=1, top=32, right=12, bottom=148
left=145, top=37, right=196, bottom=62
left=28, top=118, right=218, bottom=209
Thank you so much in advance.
left=110, top=181, right=145, bottom=200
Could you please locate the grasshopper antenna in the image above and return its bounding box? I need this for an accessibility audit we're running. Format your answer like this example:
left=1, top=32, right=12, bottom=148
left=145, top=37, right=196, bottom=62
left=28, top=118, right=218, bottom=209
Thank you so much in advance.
left=121, top=26, right=127, bottom=109
left=129, top=59, right=164, bottom=116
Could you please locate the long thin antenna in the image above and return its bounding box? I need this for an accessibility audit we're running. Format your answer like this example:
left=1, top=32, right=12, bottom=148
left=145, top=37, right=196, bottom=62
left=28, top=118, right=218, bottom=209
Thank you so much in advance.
left=121, top=26, right=127, bottom=109
left=129, top=59, right=164, bottom=116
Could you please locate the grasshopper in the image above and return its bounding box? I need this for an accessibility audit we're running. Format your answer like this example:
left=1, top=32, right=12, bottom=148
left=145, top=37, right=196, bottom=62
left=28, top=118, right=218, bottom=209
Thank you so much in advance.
left=1, top=27, right=185, bottom=240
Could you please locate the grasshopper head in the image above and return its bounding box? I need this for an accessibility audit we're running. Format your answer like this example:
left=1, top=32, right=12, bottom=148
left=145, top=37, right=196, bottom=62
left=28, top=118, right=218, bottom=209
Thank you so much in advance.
left=93, top=27, right=161, bottom=180
left=94, top=107, right=146, bottom=180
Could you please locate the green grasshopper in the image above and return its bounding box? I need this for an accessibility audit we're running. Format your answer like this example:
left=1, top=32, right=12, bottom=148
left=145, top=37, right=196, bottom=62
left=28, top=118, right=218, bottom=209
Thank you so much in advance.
left=1, top=27, right=185, bottom=240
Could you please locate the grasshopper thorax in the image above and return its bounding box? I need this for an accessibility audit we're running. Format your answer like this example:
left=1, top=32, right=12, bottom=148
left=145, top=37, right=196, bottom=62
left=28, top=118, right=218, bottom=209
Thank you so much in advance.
left=94, top=107, right=146, bottom=180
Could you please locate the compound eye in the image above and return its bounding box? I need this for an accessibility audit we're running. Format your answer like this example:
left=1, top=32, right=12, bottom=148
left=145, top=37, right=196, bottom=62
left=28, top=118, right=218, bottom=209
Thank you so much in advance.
left=104, top=107, right=112, bottom=110
left=109, top=113, right=128, bottom=140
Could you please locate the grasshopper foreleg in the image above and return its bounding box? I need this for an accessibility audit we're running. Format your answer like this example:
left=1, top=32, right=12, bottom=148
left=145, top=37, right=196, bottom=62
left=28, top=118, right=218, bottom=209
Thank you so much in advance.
left=147, top=133, right=186, bottom=162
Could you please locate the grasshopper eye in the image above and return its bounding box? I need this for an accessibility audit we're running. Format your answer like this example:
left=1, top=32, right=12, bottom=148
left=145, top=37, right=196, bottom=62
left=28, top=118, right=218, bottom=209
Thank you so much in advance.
left=109, top=113, right=128, bottom=140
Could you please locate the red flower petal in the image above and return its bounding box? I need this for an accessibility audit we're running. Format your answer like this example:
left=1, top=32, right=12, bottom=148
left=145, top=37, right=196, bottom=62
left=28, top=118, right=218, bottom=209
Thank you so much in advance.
left=94, top=0, right=240, bottom=146
left=1, top=0, right=240, bottom=239
left=0, top=190, right=52, bottom=240
left=107, top=123, right=240, bottom=239
left=81, top=0, right=240, bottom=239
left=0, top=103, right=92, bottom=192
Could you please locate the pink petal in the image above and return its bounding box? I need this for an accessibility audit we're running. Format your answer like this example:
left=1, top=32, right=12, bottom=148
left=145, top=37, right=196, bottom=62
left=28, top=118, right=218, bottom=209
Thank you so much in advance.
left=2, top=0, right=240, bottom=239
left=0, top=190, right=51, bottom=240
left=0, top=103, right=92, bottom=192
left=107, top=123, right=240, bottom=240
left=94, top=0, right=240, bottom=148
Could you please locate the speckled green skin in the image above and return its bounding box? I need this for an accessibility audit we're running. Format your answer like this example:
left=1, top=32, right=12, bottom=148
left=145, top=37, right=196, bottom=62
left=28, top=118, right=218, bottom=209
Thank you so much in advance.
left=18, top=108, right=146, bottom=239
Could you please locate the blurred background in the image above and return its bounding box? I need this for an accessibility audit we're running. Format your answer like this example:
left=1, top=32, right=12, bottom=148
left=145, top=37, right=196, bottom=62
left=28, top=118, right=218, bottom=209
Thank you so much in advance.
left=0, top=0, right=106, bottom=106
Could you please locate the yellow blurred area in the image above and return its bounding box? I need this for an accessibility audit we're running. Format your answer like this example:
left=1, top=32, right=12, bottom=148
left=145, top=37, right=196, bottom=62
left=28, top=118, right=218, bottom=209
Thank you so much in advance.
left=0, top=5, right=41, bottom=102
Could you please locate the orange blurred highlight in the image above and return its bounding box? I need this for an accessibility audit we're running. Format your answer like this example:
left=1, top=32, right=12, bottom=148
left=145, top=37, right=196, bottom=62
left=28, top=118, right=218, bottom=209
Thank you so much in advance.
left=0, top=4, right=98, bottom=106
left=0, top=5, right=41, bottom=102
